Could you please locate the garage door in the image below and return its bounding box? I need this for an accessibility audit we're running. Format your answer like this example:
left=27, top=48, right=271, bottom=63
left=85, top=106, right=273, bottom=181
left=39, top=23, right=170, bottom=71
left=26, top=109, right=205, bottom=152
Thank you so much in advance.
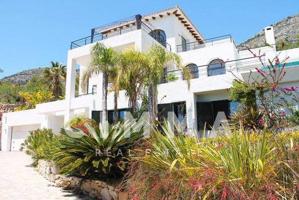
left=11, top=125, right=40, bottom=151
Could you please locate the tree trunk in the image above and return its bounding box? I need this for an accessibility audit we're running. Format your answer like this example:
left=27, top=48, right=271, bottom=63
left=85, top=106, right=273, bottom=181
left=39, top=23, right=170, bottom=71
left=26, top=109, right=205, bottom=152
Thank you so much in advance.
left=113, top=91, right=119, bottom=123
left=148, top=84, right=157, bottom=125
left=130, top=94, right=137, bottom=118
left=152, top=85, right=158, bottom=121
left=102, top=72, right=108, bottom=126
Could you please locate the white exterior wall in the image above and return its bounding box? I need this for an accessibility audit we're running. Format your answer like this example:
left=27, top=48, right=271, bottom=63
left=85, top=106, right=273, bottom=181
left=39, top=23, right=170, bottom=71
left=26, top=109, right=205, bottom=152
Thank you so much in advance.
left=3, top=109, right=41, bottom=127
left=10, top=124, right=40, bottom=151
left=145, top=15, right=196, bottom=52
left=179, top=38, right=238, bottom=67
left=1, top=110, right=42, bottom=151
left=278, top=48, right=299, bottom=62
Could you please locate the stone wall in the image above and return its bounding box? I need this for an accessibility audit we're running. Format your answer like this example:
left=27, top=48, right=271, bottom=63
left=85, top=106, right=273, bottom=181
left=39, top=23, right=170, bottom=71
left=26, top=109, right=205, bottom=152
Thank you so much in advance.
left=36, top=160, right=127, bottom=200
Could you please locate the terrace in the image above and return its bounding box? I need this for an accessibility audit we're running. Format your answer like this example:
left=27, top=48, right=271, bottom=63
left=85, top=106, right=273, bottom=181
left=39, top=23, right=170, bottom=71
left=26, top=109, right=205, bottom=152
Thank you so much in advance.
left=176, top=34, right=236, bottom=53
left=70, top=15, right=172, bottom=51
left=160, top=55, right=265, bottom=84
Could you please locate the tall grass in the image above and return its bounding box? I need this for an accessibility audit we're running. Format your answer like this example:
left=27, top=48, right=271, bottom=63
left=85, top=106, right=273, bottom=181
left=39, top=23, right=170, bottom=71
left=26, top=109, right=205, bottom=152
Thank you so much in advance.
left=128, top=124, right=299, bottom=199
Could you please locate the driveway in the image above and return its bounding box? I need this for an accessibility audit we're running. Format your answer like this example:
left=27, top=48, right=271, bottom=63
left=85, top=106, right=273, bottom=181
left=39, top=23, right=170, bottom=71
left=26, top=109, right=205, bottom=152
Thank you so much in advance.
left=0, top=152, right=89, bottom=200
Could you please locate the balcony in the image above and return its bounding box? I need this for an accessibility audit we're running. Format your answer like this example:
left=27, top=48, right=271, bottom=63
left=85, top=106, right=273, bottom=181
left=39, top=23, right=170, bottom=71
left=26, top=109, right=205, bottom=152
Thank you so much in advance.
left=160, top=56, right=266, bottom=84
left=176, top=35, right=234, bottom=53
left=70, top=19, right=172, bottom=51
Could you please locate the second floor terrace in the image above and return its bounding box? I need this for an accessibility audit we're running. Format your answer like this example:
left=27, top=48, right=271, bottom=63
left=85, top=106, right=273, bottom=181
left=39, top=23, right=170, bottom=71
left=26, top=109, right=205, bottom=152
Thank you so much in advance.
left=70, top=15, right=171, bottom=51
left=161, top=52, right=299, bottom=84
left=69, top=7, right=206, bottom=52
left=176, top=34, right=236, bottom=53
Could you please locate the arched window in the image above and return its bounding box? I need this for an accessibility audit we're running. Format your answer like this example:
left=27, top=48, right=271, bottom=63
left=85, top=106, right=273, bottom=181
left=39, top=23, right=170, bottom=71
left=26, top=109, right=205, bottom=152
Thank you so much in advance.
left=149, top=29, right=167, bottom=47
left=186, top=63, right=199, bottom=79
left=208, top=59, right=226, bottom=76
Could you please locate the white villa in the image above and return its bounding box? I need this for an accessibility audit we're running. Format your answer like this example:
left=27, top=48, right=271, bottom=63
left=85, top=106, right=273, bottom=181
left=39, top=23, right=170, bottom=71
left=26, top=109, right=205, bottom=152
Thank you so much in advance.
left=2, top=7, right=299, bottom=151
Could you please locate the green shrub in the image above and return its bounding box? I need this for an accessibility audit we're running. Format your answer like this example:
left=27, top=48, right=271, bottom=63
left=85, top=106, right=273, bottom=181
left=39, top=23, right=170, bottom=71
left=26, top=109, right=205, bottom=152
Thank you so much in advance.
left=128, top=124, right=299, bottom=199
left=0, top=81, right=21, bottom=104
left=276, top=35, right=299, bottom=51
left=166, top=73, right=178, bottom=82
left=53, top=121, right=143, bottom=180
left=230, top=80, right=257, bottom=107
left=289, top=110, right=299, bottom=125
left=22, top=128, right=59, bottom=166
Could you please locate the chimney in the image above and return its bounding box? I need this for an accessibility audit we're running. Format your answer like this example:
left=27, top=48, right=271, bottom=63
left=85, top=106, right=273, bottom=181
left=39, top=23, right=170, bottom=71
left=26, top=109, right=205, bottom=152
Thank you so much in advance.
left=135, top=14, right=142, bottom=30
left=264, top=26, right=276, bottom=49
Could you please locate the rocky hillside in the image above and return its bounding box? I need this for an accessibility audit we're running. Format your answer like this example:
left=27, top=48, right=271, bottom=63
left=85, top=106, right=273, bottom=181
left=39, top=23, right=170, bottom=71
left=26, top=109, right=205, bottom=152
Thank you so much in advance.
left=0, top=68, right=45, bottom=85
left=238, top=14, right=299, bottom=50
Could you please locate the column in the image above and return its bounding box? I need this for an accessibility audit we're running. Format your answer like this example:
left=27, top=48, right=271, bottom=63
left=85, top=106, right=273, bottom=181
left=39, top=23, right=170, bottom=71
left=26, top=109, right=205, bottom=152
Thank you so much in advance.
left=1, top=125, right=12, bottom=151
left=65, top=54, right=77, bottom=124
left=40, top=115, right=50, bottom=129
left=186, top=92, right=197, bottom=133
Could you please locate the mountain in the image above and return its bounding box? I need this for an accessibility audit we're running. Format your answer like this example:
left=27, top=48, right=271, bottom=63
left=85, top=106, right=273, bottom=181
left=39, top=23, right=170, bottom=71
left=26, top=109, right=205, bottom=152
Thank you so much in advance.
left=238, top=14, right=299, bottom=50
left=0, top=68, right=45, bottom=85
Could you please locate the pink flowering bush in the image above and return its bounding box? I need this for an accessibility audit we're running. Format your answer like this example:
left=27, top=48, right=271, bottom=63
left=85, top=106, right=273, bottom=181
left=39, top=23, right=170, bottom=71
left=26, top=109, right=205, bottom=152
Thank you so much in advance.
left=230, top=49, right=299, bottom=130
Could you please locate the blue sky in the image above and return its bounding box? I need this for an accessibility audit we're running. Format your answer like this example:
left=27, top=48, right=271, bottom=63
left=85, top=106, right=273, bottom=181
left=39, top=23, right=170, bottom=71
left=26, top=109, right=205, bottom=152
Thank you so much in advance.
left=0, top=0, right=298, bottom=78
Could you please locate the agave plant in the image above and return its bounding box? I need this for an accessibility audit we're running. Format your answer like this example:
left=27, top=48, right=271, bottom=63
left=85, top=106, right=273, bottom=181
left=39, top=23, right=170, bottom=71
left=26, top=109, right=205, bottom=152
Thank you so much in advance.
left=53, top=121, right=143, bottom=179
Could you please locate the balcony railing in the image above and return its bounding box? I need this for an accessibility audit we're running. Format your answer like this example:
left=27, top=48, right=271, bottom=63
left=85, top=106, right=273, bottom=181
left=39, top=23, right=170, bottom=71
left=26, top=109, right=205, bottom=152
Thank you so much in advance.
left=70, top=33, right=104, bottom=49
left=141, top=22, right=172, bottom=51
left=70, top=21, right=172, bottom=51
left=160, top=55, right=265, bottom=83
left=75, top=91, right=96, bottom=97
left=176, top=34, right=233, bottom=53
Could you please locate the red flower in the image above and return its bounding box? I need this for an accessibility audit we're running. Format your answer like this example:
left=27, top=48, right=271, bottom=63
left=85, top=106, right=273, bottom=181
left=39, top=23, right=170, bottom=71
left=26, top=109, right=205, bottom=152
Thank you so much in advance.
left=188, top=178, right=203, bottom=191
left=283, top=86, right=298, bottom=92
left=220, top=186, right=229, bottom=200
left=274, top=57, right=280, bottom=65
left=131, top=194, right=140, bottom=200
left=258, top=117, right=264, bottom=126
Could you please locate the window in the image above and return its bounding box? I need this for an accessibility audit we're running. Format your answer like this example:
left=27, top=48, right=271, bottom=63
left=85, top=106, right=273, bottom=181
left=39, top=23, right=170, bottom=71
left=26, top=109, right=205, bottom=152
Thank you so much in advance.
left=158, top=102, right=186, bottom=133
left=149, top=29, right=167, bottom=47
left=207, top=59, right=226, bottom=76
left=92, top=109, right=129, bottom=125
left=186, top=63, right=199, bottom=79
left=197, top=100, right=230, bottom=130
left=181, top=36, right=187, bottom=52
left=91, top=111, right=101, bottom=124
left=108, top=109, right=128, bottom=124
left=91, top=85, right=97, bottom=94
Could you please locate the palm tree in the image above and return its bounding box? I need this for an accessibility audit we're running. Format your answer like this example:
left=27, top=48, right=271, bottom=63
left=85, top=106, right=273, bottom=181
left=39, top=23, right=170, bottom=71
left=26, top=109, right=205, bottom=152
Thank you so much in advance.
left=119, top=49, right=148, bottom=117
left=109, top=65, right=122, bottom=122
left=81, top=43, right=119, bottom=126
left=44, top=61, right=66, bottom=100
left=145, top=45, right=190, bottom=124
